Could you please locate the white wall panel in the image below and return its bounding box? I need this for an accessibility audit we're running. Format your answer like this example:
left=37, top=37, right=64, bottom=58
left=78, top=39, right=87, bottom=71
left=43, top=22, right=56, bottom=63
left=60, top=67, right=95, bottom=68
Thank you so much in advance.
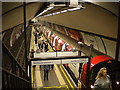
left=95, top=36, right=106, bottom=54
left=81, top=33, right=99, bottom=50
left=40, top=3, right=117, bottom=39
left=81, top=32, right=90, bottom=46
left=103, top=38, right=116, bottom=58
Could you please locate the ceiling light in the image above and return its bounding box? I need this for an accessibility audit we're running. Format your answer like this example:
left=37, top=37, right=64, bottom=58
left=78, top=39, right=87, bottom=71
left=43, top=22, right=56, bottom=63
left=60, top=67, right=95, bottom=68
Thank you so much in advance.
left=61, top=10, right=68, bottom=13
left=68, top=7, right=80, bottom=11
left=40, top=7, right=82, bottom=18
left=36, top=6, right=54, bottom=17
left=55, top=12, right=61, bottom=14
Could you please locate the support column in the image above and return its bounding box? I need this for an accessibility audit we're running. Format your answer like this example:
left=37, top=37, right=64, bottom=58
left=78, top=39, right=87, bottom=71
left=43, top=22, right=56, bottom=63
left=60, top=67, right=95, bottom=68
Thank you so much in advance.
left=86, top=44, right=93, bottom=89
left=23, top=2, right=28, bottom=72
left=115, top=1, right=120, bottom=62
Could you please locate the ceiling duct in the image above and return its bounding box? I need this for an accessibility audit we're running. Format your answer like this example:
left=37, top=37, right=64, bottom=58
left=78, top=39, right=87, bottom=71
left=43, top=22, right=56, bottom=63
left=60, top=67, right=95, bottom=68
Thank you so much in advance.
left=48, top=0, right=67, bottom=7
left=69, top=0, right=85, bottom=8
left=47, top=0, right=85, bottom=8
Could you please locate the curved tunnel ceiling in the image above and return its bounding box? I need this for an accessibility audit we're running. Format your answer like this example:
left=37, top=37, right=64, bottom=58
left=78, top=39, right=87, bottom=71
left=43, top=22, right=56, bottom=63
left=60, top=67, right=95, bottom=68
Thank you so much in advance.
left=2, top=2, right=45, bottom=31
left=93, top=2, right=118, bottom=16
left=2, top=2, right=119, bottom=40
left=39, top=2, right=118, bottom=39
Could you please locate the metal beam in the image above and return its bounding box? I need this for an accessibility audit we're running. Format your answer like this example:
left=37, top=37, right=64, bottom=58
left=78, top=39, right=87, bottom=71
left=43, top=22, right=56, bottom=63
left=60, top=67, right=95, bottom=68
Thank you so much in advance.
left=30, top=56, right=89, bottom=66
left=31, top=56, right=89, bottom=61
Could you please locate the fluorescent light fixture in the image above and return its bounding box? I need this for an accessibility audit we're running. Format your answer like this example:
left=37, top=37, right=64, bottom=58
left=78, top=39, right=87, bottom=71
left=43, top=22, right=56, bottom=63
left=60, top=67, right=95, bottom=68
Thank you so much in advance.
left=61, top=10, right=68, bottom=13
left=48, top=13, right=53, bottom=16
left=52, top=13, right=56, bottom=15
left=47, top=6, right=54, bottom=10
left=55, top=12, right=61, bottom=14
left=36, top=6, right=54, bottom=17
left=68, top=7, right=80, bottom=11
left=40, top=7, right=82, bottom=18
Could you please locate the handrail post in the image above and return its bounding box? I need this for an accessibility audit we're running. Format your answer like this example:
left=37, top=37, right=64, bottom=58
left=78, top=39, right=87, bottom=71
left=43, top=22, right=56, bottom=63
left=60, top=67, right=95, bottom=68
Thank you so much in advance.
left=86, top=44, right=93, bottom=89
left=23, top=1, right=28, bottom=73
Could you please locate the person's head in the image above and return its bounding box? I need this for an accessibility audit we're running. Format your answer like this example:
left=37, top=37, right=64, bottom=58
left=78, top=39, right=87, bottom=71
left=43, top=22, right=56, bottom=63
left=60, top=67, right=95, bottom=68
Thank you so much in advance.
left=45, top=41, right=48, bottom=44
left=96, top=67, right=107, bottom=79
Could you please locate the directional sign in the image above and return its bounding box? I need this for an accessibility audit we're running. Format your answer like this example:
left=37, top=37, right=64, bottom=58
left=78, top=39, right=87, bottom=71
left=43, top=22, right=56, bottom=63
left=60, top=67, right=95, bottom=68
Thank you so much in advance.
left=34, top=51, right=79, bottom=58
left=32, top=60, right=61, bottom=65
left=61, top=58, right=88, bottom=64
left=31, top=58, right=88, bottom=66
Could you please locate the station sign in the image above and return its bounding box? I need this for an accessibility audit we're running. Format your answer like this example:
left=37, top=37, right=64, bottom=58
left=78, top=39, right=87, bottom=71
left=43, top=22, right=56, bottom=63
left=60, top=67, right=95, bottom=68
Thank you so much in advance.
left=31, top=58, right=88, bottom=66
left=34, top=51, right=79, bottom=58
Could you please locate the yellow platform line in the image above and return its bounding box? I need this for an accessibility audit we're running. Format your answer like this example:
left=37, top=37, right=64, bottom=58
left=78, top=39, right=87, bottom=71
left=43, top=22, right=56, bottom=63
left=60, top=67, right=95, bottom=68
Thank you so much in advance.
left=54, top=64, right=66, bottom=85
left=31, top=66, right=34, bottom=85
left=35, top=66, right=43, bottom=87
left=60, top=65, right=74, bottom=89
left=42, top=85, right=68, bottom=88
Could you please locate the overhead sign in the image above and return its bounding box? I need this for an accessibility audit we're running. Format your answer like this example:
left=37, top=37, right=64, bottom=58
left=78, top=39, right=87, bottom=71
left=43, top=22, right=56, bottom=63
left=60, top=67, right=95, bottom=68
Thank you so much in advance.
left=34, top=51, right=79, bottom=58
left=32, top=58, right=88, bottom=66
left=62, top=58, right=88, bottom=64
left=32, top=60, right=61, bottom=65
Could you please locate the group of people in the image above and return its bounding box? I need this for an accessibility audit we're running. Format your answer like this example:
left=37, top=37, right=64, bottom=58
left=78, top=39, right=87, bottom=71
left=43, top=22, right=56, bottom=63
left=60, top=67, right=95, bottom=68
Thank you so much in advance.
left=38, top=37, right=49, bottom=52
left=37, top=38, right=54, bottom=81
left=32, top=28, right=54, bottom=81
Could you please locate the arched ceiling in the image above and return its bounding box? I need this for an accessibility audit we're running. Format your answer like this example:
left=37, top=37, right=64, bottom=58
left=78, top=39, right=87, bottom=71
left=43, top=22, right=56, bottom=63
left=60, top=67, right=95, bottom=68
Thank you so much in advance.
left=2, top=1, right=119, bottom=40
left=93, top=2, right=118, bottom=16
left=2, top=2, right=45, bottom=31
left=2, top=2, right=23, bottom=14
left=39, top=2, right=118, bottom=39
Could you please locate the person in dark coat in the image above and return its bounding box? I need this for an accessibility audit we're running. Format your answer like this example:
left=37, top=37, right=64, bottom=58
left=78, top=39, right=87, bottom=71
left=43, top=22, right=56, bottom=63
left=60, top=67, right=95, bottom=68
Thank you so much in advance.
left=34, top=32, right=38, bottom=44
left=43, top=65, right=50, bottom=81
left=44, top=41, right=49, bottom=52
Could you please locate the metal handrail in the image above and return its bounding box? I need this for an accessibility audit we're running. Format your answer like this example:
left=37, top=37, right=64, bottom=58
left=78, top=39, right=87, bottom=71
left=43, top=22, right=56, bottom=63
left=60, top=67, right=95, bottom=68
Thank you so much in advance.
left=3, top=42, right=28, bottom=77
left=2, top=68, right=30, bottom=83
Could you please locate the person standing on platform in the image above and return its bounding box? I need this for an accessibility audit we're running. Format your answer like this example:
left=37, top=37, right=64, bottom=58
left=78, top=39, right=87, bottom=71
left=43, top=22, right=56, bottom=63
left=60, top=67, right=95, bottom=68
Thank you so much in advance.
left=30, top=49, right=35, bottom=58
left=51, top=64, right=54, bottom=70
left=94, top=67, right=112, bottom=90
left=40, top=39, right=44, bottom=52
left=44, top=41, right=49, bottom=52
left=34, top=31, right=38, bottom=44
left=38, top=37, right=42, bottom=49
left=44, top=65, right=50, bottom=81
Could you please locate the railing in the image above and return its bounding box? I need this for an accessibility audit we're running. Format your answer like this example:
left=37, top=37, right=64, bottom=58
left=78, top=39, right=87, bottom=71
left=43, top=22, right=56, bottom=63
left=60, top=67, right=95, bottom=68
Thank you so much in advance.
left=2, top=42, right=31, bottom=89
left=2, top=25, right=32, bottom=89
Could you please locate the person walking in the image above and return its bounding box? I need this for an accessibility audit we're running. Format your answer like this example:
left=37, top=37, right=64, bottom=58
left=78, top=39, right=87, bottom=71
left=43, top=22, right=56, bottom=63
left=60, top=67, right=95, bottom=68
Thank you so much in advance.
left=43, top=65, right=50, bottom=81
left=94, top=67, right=112, bottom=90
